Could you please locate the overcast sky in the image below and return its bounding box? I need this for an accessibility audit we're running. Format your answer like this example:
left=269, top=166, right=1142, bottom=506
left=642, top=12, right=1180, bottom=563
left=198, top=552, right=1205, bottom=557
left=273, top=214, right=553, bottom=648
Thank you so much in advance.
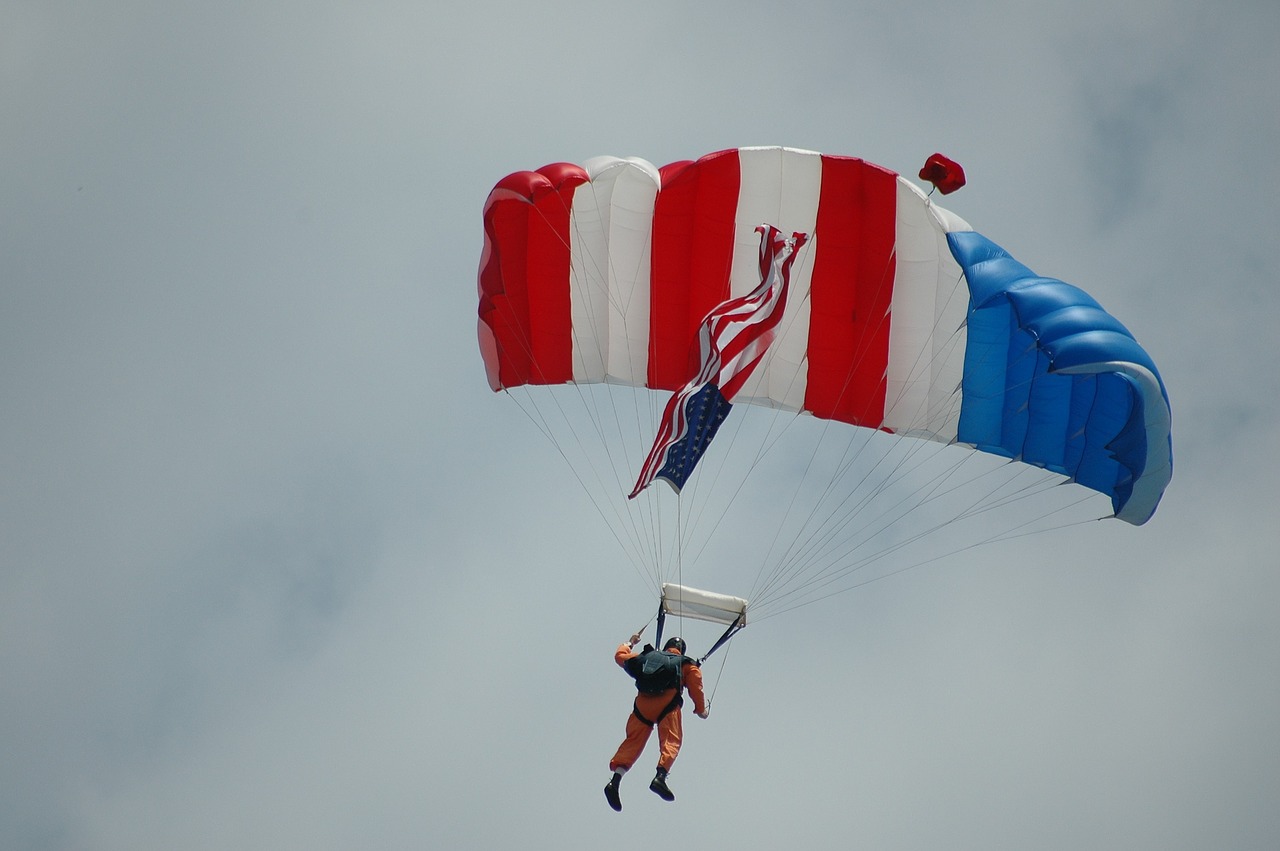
left=4, top=2, right=1279, bottom=849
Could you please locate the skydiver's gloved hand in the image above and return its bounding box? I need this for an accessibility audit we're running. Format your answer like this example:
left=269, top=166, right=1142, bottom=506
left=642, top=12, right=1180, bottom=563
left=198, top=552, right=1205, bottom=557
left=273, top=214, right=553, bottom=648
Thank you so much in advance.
left=628, top=633, right=642, bottom=648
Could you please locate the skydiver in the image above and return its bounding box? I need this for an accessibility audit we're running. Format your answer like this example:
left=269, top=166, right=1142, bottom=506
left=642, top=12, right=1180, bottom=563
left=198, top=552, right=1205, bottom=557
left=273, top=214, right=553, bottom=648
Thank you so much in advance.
left=603, top=632, right=709, bottom=812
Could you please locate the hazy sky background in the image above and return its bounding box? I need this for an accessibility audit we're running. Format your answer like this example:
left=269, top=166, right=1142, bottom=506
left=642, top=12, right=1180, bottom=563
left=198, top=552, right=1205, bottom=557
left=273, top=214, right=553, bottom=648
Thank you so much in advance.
left=4, top=2, right=1278, bottom=849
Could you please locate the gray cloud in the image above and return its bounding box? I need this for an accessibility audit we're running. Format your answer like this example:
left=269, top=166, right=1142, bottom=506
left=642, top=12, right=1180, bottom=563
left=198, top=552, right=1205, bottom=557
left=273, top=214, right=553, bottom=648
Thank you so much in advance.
left=3, top=1, right=1278, bottom=849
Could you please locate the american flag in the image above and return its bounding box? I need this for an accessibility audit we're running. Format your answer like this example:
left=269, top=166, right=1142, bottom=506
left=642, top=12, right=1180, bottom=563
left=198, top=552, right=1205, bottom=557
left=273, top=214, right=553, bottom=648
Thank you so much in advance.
left=629, top=225, right=809, bottom=498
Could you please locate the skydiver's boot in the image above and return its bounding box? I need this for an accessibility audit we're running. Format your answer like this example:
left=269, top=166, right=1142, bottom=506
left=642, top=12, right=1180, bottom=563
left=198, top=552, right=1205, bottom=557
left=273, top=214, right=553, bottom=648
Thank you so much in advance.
left=604, top=772, right=623, bottom=812
left=649, top=766, right=674, bottom=802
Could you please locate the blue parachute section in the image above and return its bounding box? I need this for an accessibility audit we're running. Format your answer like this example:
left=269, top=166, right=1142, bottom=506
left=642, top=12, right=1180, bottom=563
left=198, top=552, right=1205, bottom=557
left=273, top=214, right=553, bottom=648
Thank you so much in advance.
left=949, top=231, right=1172, bottom=525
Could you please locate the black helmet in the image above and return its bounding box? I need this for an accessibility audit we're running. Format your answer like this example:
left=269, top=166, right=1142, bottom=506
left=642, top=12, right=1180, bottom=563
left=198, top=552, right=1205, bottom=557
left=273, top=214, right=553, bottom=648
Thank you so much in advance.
left=663, top=637, right=686, bottom=654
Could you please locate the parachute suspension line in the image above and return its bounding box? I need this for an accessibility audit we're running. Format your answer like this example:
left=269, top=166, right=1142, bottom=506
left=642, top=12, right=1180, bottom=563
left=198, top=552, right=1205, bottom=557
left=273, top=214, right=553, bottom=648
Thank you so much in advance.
left=635, top=611, right=657, bottom=636
left=702, top=626, right=736, bottom=710
left=747, top=413, right=874, bottom=605
left=737, top=245, right=855, bottom=599
left=753, top=457, right=1111, bottom=617
left=748, top=255, right=983, bottom=614
left=504, top=182, right=680, bottom=593
left=523, top=172, right=679, bottom=592
left=677, top=240, right=820, bottom=566
left=755, top=385, right=943, bottom=604
left=979, top=496, right=1109, bottom=543
left=746, top=237, right=917, bottom=607
left=763, top=256, right=1005, bottom=611
left=649, top=495, right=688, bottom=657
left=488, top=204, right=663, bottom=585
left=749, top=433, right=953, bottom=611
left=766, top=237, right=906, bottom=590
left=768, top=308, right=984, bottom=587
left=504, top=387, right=657, bottom=588
left=572, top=384, right=656, bottom=574
left=947, top=464, right=1076, bottom=522
left=603, top=217, right=782, bottom=578
left=647, top=231, right=823, bottom=572
left=662, top=236, right=747, bottom=559
left=755, top=449, right=1004, bottom=610
left=751, top=492, right=1110, bottom=623
left=664, top=490, right=685, bottom=599
left=677, top=491, right=685, bottom=587
left=580, top=178, right=719, bottom=597
left=675, top=401, right=807, bottom=571
left=758, top=442, right=1023, bottom=609
left=800, top=417, right=972, bottom=552
left=934, top=464, right=1112, bottom=535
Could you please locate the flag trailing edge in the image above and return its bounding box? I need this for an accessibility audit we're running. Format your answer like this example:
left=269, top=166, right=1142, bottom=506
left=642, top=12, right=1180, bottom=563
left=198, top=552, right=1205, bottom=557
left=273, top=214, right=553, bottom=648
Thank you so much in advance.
left=629, top=225, right=808, bottom=499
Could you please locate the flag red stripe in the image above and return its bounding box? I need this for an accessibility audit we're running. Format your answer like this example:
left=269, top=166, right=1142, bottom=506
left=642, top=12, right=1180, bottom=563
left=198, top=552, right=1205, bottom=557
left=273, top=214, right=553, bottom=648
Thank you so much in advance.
left=716, top=233, right=800, bottom=398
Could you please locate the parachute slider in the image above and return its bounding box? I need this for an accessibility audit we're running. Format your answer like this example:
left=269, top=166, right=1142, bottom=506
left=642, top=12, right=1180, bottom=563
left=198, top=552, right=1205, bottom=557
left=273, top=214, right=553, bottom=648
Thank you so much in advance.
left=657, top=583, right=748, bottom=663
left=661, top=583, right=748, bottom=626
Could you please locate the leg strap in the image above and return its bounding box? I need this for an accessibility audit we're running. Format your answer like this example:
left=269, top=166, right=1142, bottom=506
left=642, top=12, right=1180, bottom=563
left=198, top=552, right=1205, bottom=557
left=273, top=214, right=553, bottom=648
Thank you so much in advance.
left=631, top=692, right=684, bottom=728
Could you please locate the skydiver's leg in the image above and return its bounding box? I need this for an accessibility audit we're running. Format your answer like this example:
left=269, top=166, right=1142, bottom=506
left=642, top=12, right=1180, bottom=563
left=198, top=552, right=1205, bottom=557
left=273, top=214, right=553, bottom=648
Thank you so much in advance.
left=604, top=772, right=623, bottom=812
left=609, top=712, right=652, bottom=774
left=648, top=710, right=683, bottom=801
left=606, top=711, right=654, bottom=812
left=654, top=708, right=684, bottom=771
left=649, top=765, right=675, bottom=802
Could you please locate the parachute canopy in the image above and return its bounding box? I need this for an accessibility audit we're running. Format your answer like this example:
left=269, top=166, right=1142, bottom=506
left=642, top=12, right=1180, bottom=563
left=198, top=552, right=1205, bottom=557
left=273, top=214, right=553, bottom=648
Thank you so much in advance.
left=477, top=146, right=1171, bottom=526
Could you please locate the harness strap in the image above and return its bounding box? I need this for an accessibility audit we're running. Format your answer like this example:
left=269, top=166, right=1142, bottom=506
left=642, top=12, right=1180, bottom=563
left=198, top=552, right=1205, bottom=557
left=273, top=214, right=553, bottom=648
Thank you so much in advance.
left=653, top=599, right=667, bottom=652
left=698, top=611, right=745, bottom=664
left=632, top=691, right=684, bottom=728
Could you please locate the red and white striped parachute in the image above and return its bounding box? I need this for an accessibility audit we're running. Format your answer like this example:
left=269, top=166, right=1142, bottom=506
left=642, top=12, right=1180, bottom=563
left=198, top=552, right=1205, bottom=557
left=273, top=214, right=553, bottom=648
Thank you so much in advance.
left=479, top=147, right=970, bottom=438
left=477, top=146, right=1171, bottom=625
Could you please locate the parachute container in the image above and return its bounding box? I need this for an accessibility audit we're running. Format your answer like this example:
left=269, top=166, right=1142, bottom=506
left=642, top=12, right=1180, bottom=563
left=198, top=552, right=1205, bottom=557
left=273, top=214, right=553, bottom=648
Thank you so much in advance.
left=661, top=583, right=748, bottom=627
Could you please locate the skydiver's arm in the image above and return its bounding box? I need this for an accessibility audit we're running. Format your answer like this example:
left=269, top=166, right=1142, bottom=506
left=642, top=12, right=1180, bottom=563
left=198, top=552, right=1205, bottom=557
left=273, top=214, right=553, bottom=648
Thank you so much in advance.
left=684, top=662, right=708, bottom=716
left=615, top=642, right=639, bottom=667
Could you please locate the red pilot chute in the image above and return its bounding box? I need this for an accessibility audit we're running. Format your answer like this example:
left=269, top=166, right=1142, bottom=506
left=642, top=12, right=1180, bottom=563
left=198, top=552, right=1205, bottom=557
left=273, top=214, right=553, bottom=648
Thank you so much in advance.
left=918, top=152, right=966, bottom=195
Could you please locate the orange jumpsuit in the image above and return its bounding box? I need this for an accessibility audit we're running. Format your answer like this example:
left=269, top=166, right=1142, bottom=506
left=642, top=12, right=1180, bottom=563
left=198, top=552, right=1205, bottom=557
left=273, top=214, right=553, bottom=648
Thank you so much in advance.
left=608, top=643, right=706, bottom=774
